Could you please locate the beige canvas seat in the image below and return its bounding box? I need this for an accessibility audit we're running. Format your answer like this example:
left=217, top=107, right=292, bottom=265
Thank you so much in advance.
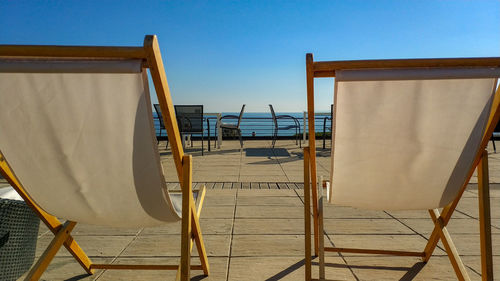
left=0, top=35, right=208, bottom=281
left=303, top=55, right=500, bottom=280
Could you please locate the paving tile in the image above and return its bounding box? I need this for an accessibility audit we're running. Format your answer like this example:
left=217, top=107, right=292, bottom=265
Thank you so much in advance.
left=322, top=205, right=392, bottom=219
left=462, top=256, right=500, bottom=279
left=35, top=235, right=134, bottom=258
left=234, top=218, right=306, bottom=235
left=71, top=224, right=142, bottom=236
left=201, top=205, right=235, bottom=219
left=327, top=234, right=445, bottom=256
left=323, top=219, right=414, bottom=235
left=236, top=205, right=303, bottom=219
left=20, top=257, right=109, bottom=281
left=231, top=234, right=310, bottom=257
left=456, top=197, right=500, bottom=219
left=386, top=209, right=468, bottom=219
left=228, top=256, right=356, bottom=281
left=237, top=196, right=302, bottom=206
left=141, top=219, right=233, bottom=235
left=400, top=218, right=500, bottom=235
left=344, top=256, right=480, bottom=281
left=237, top=189, right=298, bottom=197
left=97, top=257, right=228, bottom=281
left=443, top=233, right=500, bottom=256
left=121, top=235, right=230, bottom=257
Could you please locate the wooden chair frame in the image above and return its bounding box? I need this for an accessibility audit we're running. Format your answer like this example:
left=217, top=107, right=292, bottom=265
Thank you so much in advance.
left=304, top=54, right=500, bottom=281
left=0, top=35, right=209, bottom=281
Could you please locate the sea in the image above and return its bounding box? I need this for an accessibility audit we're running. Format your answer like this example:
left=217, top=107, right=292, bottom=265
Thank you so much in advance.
left=154, top=112, right=332, bottom=137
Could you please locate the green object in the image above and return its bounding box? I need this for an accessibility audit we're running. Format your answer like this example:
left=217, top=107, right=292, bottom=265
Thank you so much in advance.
left=0, top=198, right=40, bottom=281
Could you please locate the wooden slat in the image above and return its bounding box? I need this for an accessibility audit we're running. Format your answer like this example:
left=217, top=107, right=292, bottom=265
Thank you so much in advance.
left=277, top=183, right=288, bottom=189
left=259, top=182, right=269, bottom=189
left=294, top=183, right=304, bottom=190
left=90, top=264, right=203, bottom=270
left=205, top=182, right=215, bottom=189
left=0, top=45, right=147, bottom=59
left=190, top=204, right=210, bottom=275
left=213, top=182, right=223, bottom=189
left=318, top=186, right=325, bottom=280
left=312, top=57, right=500, bottom=76
left=324, top=247, right=425, bottom=257
left=269, top=183, right=278, bottom=189
left=250, top=182, right=259, bottom=189
left=478, top=150, right=494, bottom=281
left=242, top=182, right=250, bottom=189
left=223, top=182, right=233, bottom=189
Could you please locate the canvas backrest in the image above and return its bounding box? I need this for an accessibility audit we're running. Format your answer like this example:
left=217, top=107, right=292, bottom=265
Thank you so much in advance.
left=0, top=59, right=181, bottom=227
left=330, top=67, right=500, bottom=210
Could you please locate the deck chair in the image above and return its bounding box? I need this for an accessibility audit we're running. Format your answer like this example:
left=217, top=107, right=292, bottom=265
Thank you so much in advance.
left=269, top=104, right=301, bottom=148
left=303, top=55, right=500, bottom=280
left=0, top=35, right=209, bottom=281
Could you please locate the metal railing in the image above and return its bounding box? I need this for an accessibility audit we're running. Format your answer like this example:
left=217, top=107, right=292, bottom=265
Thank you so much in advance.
left=153, top=113, right=333, bottom=148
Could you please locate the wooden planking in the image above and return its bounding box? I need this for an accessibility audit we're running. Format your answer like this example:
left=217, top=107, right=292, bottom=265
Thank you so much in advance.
left=277, top=183, right=288, bottom=189
left=167, top=182, right=304, bottom=189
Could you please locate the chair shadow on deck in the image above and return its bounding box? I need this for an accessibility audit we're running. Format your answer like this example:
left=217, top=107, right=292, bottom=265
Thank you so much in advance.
left=263, top=258, right=426, bottom=281
left=245, top=148, right=290, bottom=157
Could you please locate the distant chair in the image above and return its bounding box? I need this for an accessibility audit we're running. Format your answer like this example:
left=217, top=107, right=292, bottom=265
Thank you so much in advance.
left=153, top=104, right=168, bottom=149
left=219, top=104, right=245, bottom=148
left=269, top=104, right=301, bottom=148
left=322, top=104, right=333, bottom=149
left=490, top=119, right=500, bottom=153
left=174, top=105, right=204, bottom=155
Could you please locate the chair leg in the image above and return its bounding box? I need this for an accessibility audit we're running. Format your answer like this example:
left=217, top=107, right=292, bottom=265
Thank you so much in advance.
left=318, top=182, right=325, bottom=280
left=429, top=209, right=470, bottom=281
left=492, top=139, right=496, bottom=153
left=304, top=147, right=312, bottom=281
left=478, top=150, right=493, bottom=280
left=180, top=155, right=193, bottom=281
left=25, top=221, right=77, bottom=281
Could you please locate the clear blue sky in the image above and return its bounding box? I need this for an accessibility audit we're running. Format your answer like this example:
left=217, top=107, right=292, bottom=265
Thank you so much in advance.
left=1, top=1, right=499, bottom=112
